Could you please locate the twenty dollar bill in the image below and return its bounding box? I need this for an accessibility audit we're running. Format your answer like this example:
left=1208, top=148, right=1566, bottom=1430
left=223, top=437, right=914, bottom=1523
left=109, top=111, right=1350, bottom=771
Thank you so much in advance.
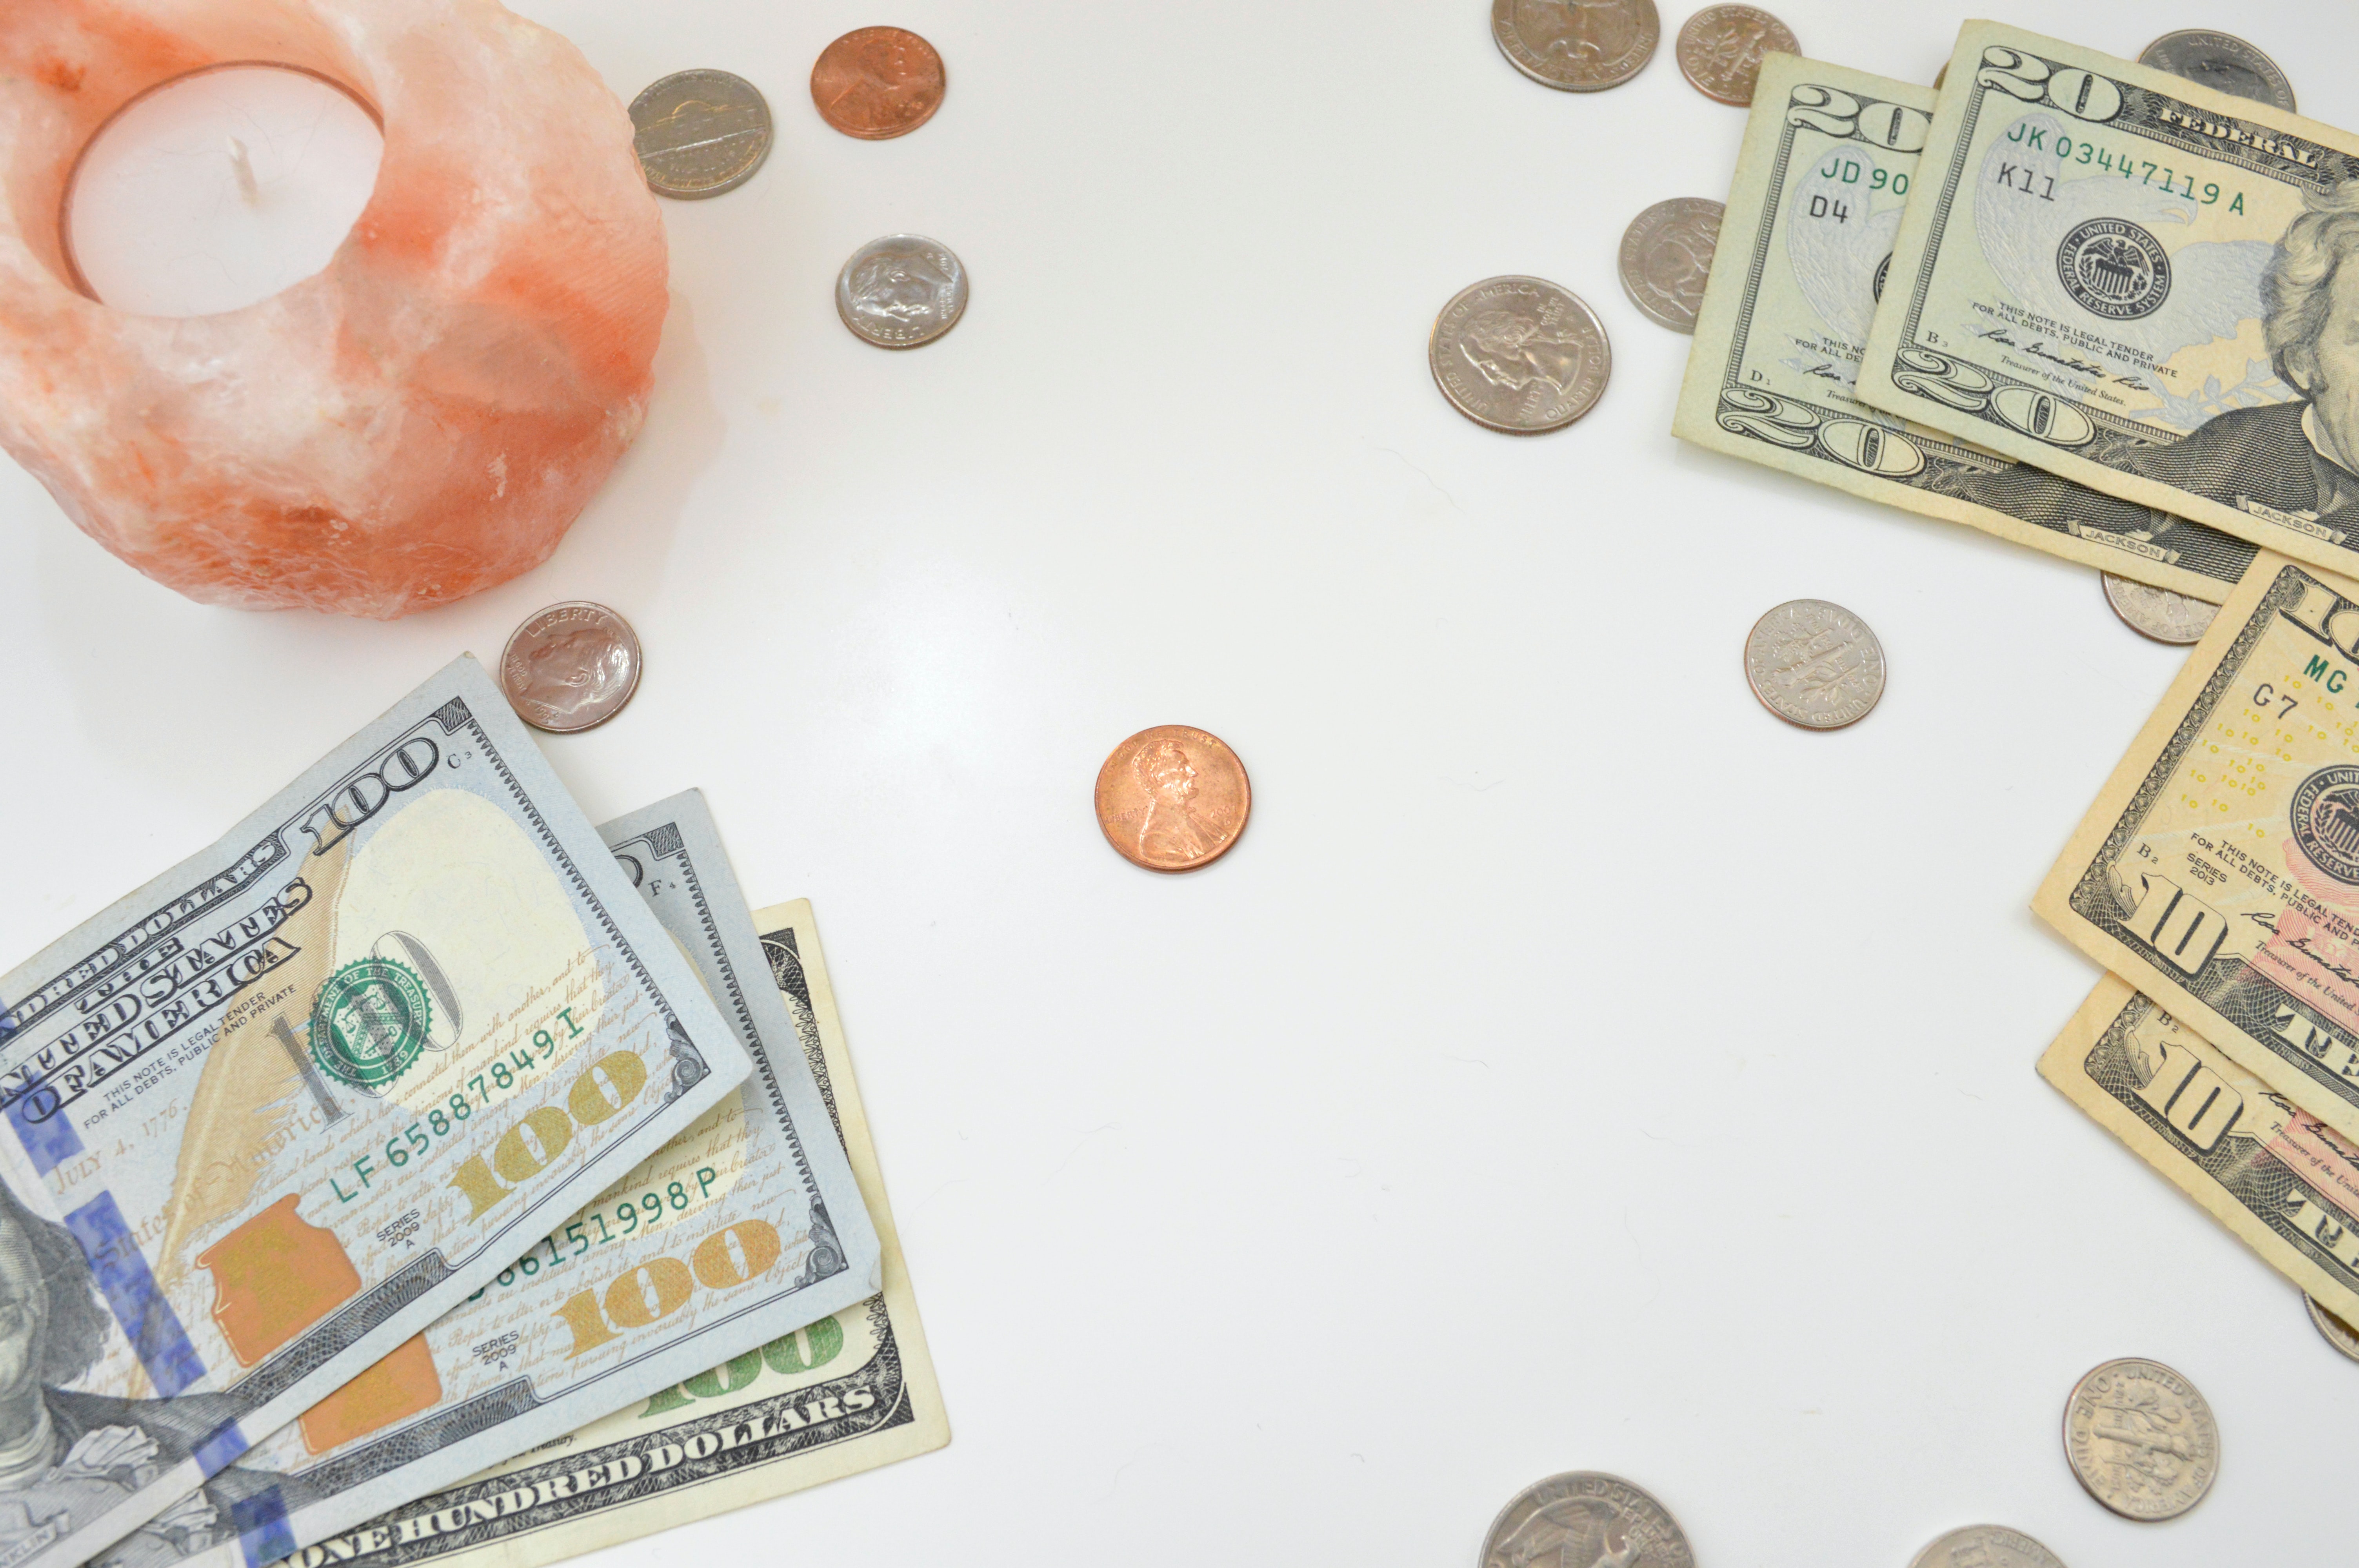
left=2037, top=552, right=2359, bottom=1146
left=1859, top=22, right=2359, bottom=579
left=1675, top=51, right=2255, bottom=601
left=273, top=900, right=947, bottom=1568
left=2041, top=974, right=2359, bottom=1328
left=0, top=659, right=751, bottom=1568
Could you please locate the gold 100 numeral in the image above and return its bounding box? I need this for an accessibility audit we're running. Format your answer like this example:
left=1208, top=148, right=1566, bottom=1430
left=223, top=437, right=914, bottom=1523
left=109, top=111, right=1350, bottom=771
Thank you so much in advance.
left=445, top=1050, right=650, bottom=1221
left=549, top=1219, right=785, bottom=1357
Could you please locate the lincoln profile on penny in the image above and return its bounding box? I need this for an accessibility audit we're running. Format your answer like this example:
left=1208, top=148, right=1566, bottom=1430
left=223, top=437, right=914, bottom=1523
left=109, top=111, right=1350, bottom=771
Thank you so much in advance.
left=1134, top=739, right=1224, bottom=866
left=2124, top=183, right=2359, bottom=524
left=0, top=1177, right=302, bottom=1568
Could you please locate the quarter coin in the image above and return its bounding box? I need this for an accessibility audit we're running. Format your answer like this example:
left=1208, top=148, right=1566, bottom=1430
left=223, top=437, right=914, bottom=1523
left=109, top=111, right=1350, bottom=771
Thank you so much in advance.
left=1906, top=1525, right=2067, bottom=1568
left=2307, top=1295, right=2359, bottom=1362
left=1619, top=198, right=1724, bottom=332
left=2102, top=573, right=2218, bottom=645
left=1490, top=0, right=1660, bottom=92
left=1094, top=726, right=1250, bottom=874
left=1675, top=4, right=1797, bottom=105
left=630, top=70, right=773, bottom=198
left=2139, top=30, right=2295, bottom=113
left=1479, top=1472, right=1693, bottom=1568
left=811, top=26, right=947, bottom=139
left=836, top=235, right=969, bottom=348
left=1430, top=276, right=1610, bottom=434
left=500, top=603, right=645, bottom=734
left=1743, top=600, right=1884, bottom=730
left=2062, top=1357, right=2219, bottom=1521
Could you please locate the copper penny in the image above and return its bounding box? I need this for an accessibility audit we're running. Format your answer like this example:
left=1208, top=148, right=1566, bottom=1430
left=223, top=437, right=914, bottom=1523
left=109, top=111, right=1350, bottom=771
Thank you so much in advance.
left=1094, top=726, right=1250, bottom=873
left=499, top=602, right=644, bottom=734
left=1675, top=4, right=1797, bottom=106
left=811, top=27, right=947, bottom=140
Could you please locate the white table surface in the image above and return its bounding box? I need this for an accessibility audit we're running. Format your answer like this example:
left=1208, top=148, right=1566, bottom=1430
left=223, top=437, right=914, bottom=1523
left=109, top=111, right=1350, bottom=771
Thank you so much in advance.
left=5, top=2, right=2354, bottom=1563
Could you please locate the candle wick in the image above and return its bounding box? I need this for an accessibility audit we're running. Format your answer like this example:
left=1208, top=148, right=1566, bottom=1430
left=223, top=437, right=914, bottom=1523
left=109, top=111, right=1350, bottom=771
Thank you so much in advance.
left=226, top=136, right=260, bottom=203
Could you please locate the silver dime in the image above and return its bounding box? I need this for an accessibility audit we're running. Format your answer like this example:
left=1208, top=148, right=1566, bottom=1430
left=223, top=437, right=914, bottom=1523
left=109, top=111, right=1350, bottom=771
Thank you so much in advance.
left=2308, top=1294, right=2359, bottom=1362
left=1675, top=4, right=1797, bottom=106
left=1490, top=0, right=1660, bottom=92
left=1743, top=599, right=1884, bottom=730
left=500, top=602, right=645, bottom=734
left=1479, top=1472, right=1692, bottom=1568
left=2139, top=31, right=2296, bottom=113
left=630, top=70, right=774, bottom=199
left=1906, top=1525, right=2067, bottom=1568
left=1429, top=276, right=1610, bottom=434
left=1619, top=198, right=1724, bottom=332
left=836, top=234, right=969, bottom=348
left=2062, top=1357, right=2219, bottom=1521
left=2103, top=573, right=2218, bottom=645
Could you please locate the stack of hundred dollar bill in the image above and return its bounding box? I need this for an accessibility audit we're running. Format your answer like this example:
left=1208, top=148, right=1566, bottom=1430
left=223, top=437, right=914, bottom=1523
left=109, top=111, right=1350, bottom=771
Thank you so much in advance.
left=1677, top=25, right=2359, bottom=1332
left=0, top=657, right=945, bottom=1568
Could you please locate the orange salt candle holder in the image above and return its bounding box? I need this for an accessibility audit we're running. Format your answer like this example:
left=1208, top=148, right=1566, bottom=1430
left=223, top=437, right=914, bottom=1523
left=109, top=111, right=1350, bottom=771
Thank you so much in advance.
left=0, top=0, right=669, bottom=619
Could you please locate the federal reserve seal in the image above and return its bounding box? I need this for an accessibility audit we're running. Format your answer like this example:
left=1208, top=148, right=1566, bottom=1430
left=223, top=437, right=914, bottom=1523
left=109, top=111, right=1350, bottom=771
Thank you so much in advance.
left=2057, top=218, right=2171, bottom=320
left=2292, top=765, right=2359, bottom=884
left=311, top=958, right=433, bottom=1090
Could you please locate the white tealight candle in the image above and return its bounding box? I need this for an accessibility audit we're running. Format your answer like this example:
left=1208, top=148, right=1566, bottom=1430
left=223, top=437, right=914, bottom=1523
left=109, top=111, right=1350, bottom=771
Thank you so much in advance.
left=66, top=65, right=383, bottom=319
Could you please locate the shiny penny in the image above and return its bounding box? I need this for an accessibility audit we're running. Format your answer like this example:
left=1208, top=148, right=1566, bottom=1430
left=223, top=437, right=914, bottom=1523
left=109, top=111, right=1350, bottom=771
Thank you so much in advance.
left=2103, top=574, right=2219, bottom=645
left=1619, top=197, right=1724, bottom=332
left=630, top=69, right=774, bottom=198
left=2307, top=1295, right=2359, bottom=1362
left=500, top=603, right=644, bottom=734
left=1430, top=276, right=1610, bottom=434
left=1675, top=4, right=1797, bottom=105
left=2140, top=30, right=2296, bottom=113
left=1490, top=0, right=1660, bottom=92
left=1906, top=1525, right=2068, bottom=1568
left=811, top=26, right=947, bottom=140
left=1094, top=726, right=1250, bottom=874
left=2062, top=1357, right=2219, bottom=1521
left=837, top=234, right=969, bottom=348
left=1743, top=599, right=1884, bottom=730
left=1479, top=1472, right=1693, bottom=1568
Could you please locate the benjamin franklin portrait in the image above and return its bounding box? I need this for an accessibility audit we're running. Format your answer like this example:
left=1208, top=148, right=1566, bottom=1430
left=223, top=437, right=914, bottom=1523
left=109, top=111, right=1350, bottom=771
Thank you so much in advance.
left=0, top=1178, right=299, bottom=1568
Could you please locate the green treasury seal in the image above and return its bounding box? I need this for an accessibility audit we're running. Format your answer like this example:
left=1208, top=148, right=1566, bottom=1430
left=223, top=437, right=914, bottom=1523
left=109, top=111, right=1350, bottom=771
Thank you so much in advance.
left=312, top=958, right=433, bottom=1090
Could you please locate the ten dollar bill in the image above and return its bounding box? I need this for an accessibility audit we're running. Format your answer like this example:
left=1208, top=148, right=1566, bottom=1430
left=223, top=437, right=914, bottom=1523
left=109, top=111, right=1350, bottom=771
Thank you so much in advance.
left=2036, top=552, right=2359, bottom=1145
left=2041, top=973, right=2359, bottom=1327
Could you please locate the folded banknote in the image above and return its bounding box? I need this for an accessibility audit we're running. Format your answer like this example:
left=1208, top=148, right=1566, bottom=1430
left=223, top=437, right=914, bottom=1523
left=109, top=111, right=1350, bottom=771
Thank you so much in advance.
left=271, top=900, right=947, bottom=1568
left=1675, top=51, right=2256, bottom=600
left=145, top=793, right=882, bottom=1568
left=1860, top=23, right=2359, bottom=580
left=2041, top=973, right=2359, bottom=1328
left=0, top=660, right=752, bottom=1568
left=2036, top=554, right=2359, bottom=1146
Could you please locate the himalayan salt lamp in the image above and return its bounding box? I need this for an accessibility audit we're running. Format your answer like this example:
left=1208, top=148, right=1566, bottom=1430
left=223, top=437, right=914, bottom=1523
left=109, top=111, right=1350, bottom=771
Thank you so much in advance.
left=0, top=0, right=669, bottom=619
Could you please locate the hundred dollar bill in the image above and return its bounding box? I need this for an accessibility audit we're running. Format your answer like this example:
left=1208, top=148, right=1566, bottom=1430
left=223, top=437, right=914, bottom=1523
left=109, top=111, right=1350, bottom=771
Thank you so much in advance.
left=0, top=659, right=751, bottom=1568
left=1675, top=52, right=2256, bottom=601
left=1858, top=22, right=2359, bottom=580
left=270, top=900, right=946, bottom=1568
left=2034, top=552, right=2359, bottom=1145
left=154, top=794, right=882, bottom=1568
left=2041, top=973, right=2359, bottom=1328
